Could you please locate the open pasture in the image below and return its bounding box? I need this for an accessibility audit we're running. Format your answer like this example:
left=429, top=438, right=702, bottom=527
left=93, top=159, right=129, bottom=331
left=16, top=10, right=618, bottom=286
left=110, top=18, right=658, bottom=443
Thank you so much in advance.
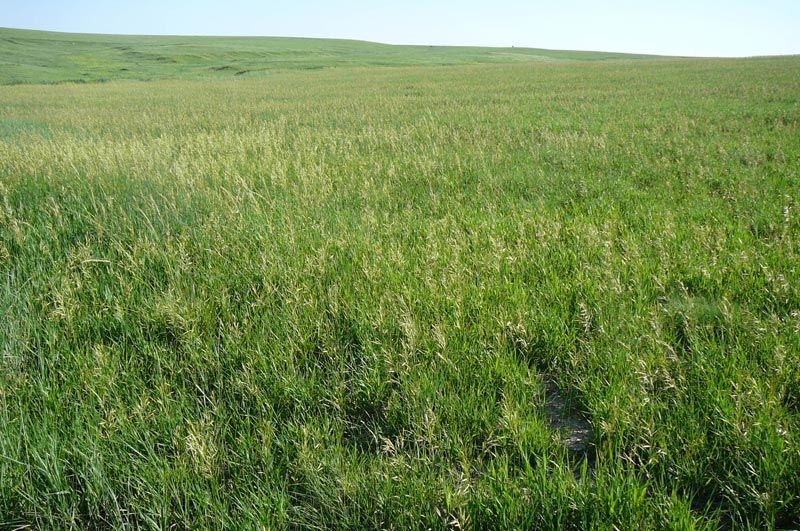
left=1, top=36, right=799, bottom=527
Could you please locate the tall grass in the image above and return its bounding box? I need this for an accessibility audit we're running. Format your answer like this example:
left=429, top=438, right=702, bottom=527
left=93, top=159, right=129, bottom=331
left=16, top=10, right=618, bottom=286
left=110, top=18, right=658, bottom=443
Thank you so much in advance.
left=1, top=58, right=799, bottom=528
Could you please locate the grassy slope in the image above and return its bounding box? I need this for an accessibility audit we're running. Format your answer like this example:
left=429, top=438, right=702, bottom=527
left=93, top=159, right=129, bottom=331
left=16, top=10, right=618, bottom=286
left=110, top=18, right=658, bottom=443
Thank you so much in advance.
left=0, top=27, right=661, bottom=84
left=1, top=29, right=800, bottom=529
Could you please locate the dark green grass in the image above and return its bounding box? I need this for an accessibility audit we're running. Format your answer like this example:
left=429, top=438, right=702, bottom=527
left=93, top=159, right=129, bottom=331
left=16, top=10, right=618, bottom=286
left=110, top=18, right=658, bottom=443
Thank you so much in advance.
left=0, top=27, right=663, bottom=85
left=0, top=46, right=799, bottom=528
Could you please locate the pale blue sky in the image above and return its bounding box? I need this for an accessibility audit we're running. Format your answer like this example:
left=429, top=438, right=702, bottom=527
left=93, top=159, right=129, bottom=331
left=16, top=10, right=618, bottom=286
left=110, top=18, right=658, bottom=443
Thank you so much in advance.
left=2, top=0, right=799, bottom=57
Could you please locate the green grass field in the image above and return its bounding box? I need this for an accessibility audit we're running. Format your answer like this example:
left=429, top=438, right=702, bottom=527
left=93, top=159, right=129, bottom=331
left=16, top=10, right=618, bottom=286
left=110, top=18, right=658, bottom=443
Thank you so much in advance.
left=0, top=27, right=659, bottom=85
left=1, top=27, right=799, bottom=529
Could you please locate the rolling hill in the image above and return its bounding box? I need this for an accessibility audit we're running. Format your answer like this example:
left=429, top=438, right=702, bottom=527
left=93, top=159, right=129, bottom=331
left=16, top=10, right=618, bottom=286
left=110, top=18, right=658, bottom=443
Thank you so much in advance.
left=0, top=27, right=663, bottom=84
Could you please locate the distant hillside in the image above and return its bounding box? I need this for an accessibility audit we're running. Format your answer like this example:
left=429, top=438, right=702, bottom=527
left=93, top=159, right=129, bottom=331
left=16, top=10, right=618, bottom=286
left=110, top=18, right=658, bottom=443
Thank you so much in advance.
left=0, top=27, right=663, bottom=84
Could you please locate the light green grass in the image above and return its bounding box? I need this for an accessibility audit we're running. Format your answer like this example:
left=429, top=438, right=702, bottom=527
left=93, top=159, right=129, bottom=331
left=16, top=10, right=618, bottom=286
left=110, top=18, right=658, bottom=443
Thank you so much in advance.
left=0, top=27, right=663, bottom=85
left=0, top=32, right=799, bottom=529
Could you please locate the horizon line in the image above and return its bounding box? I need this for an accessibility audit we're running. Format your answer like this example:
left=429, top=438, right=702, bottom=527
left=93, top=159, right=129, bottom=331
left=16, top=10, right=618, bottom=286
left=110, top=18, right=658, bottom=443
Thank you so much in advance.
left=5, top=25, right=799, bottom=60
